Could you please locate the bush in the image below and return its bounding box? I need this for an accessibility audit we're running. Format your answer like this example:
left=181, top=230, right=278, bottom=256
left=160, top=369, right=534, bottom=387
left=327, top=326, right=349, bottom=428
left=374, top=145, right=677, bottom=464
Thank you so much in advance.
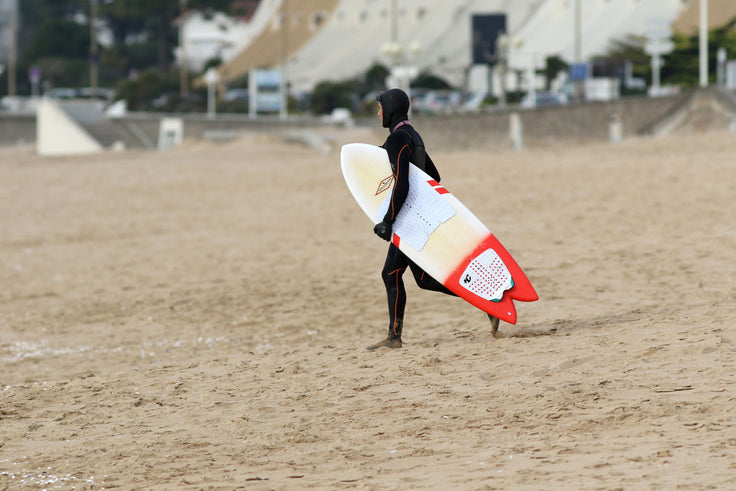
left=309, top=80, right=360, bottom=115
left=115, top=68, right=181, bottom=111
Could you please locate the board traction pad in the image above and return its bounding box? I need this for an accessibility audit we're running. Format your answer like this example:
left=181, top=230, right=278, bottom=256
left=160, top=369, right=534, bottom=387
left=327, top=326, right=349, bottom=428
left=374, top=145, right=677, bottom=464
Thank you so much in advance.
left=376, top=174, right=456, bottom=251
left=459, top=248, right=514, bottom=301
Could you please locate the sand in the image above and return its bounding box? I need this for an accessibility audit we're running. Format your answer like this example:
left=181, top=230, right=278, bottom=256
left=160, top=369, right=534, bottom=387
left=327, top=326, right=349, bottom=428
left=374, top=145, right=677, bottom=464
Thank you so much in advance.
left=2, top=127, right=736, bottom=489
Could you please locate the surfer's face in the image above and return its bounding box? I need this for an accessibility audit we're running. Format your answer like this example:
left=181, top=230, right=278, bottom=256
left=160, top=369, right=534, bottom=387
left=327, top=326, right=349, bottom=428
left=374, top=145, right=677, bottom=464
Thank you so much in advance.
left=377, top=102, right=383, bottom=122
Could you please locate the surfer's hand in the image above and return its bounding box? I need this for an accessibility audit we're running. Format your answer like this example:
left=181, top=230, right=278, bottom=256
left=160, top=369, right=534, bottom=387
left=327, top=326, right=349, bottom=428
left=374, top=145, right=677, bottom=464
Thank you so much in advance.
left=374, top=221, right=392, bottom=241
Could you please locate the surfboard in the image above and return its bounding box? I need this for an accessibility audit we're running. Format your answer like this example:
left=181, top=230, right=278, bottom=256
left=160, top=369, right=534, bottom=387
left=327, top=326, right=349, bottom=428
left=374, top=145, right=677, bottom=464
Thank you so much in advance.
left=340, top=143, right=537, bottom=324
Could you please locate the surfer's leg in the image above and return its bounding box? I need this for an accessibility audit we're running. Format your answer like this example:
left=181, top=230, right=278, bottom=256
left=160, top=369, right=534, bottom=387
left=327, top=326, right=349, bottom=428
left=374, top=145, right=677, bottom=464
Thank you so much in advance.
left=368, top=244, right=407, bottom=350
left=408, top=261, right=456, bottom=296
left=382, top=244, right=408, bottom=338
left=488, top=314, right=500, bottom=335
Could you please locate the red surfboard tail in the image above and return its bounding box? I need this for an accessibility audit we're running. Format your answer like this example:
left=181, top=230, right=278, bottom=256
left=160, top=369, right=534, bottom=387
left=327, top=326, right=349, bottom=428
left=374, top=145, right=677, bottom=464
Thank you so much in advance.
left=445, top=234, right=536, bottom=324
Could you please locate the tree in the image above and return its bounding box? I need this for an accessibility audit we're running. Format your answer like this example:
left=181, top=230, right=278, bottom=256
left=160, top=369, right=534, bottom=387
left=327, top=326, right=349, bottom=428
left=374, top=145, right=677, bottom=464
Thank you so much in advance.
left=363, top=63, right=390, bottom=93
left=543, top=55, right=569, bottom=90
left=310, top=80, right=359, bottom=114
left=115, top=67, right=181, bottom=110
left=663, top=20, right=736, bottom=88
left=24, top=19, right=90, bottom=60
left=410, top=71, right=452, bottom=90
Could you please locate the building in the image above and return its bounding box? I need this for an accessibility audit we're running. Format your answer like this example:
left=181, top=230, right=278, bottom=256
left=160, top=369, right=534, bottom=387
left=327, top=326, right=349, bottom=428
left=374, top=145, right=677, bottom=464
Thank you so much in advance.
left=672, top=0, right=736, bottom=35
left=0, top=0, right=18, bottom=68
left=175, top=9, right=253, bottom=73
left=214, top=0, right=701, bottom=94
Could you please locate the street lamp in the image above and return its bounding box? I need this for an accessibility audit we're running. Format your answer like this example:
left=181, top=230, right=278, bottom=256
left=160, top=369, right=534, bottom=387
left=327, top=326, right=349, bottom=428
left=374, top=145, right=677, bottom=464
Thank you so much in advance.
left=204, top=67, right=219, bottom=119
left=90, top=0, right=99, bottom=100
left=381, top=41, right=421, bottom=101
left=700, top=0, right=708, bottom=87
left=179, top=0, right=189, bottom=98
left=494, top=33, right=521, bottom=108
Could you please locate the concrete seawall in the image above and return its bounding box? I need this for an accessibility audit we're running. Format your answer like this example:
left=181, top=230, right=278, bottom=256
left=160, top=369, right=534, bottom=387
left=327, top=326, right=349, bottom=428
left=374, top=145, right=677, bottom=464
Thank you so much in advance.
left=2, top=90, right=734, bottom=152
left=0, top=113, right=36, bottom=147
left=414, top=94, right=685, bottom=151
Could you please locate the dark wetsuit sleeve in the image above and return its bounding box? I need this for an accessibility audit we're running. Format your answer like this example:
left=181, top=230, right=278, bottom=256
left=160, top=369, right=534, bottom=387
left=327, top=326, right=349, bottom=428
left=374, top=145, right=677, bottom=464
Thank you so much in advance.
left=423, top=152, right=441, bottom=182
left=382, top=131, right=412, bottom=224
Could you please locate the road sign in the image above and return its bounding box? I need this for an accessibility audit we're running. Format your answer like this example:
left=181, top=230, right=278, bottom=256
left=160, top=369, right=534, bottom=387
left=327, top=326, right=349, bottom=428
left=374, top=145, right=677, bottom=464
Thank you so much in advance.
left=646, top=19, right=672, bottom=41
left=645, top=40, right=674, bottom=56
left=29, top=66, right=41, bottom=83
left=570, top=63, right=588, bottom=81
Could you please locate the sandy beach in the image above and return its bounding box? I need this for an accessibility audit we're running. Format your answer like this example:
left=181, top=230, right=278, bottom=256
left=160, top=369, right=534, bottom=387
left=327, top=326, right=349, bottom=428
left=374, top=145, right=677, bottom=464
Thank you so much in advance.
left=2, top=127, right=736, bottom=489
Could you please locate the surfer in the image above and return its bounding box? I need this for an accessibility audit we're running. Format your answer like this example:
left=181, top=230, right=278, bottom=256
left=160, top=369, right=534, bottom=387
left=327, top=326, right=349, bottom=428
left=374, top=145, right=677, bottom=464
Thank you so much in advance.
left=368, top=88, right=500, bottom=350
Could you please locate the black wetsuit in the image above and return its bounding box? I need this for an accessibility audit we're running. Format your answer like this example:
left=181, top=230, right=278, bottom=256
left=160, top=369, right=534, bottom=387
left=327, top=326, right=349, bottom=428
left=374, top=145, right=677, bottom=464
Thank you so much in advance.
left=375, top=89, right=455, bottom=340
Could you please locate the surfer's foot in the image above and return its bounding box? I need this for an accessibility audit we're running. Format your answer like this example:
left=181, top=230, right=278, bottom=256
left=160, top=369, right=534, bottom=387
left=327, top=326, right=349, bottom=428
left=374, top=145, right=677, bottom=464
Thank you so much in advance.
left=488, top=314, right=500, bottom=336
left=366, top=337, right=402, bottom=350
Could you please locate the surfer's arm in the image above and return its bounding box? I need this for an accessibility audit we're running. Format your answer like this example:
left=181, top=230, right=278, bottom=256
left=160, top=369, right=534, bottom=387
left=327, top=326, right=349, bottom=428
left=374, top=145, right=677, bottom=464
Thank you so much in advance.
left=424, top=153, right=441, bottom=182
left=382, top=133, right=412, bottom=224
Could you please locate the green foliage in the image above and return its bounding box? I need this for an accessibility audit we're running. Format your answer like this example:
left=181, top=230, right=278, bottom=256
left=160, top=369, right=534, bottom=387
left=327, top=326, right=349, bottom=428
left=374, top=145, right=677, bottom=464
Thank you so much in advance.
left=363, top=63, right=390, bottom=92
left=663, top=21, right=736, bottom=88
left=598, top=21, right=736, bottom=90
left=202, top=57, right=223, bottom=72
left=661, top=33, right=699, bottom=88
left=310, top=80, right=359, bottom=114
left=19, top=0, right=87, bottom=29
left=114, top=67, right=181, bottom=110
left=34, top=58, right=90, bottom=87
left=24, top=19, right=90, bottom=60
left=543, top=55, right=569, bottom=89
left=410, top=71, right=451, bottom=90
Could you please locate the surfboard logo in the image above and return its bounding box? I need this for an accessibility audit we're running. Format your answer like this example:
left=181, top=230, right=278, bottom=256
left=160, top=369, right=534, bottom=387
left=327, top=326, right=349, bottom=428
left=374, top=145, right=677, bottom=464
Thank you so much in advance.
left=459, top=248, right=513, bottom=302
left=375, top=175, right=394, bottom=195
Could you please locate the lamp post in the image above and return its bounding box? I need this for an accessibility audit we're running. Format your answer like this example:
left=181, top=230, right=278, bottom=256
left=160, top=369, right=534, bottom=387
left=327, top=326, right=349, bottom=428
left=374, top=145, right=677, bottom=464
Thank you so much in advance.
left=382, top=1, right=420, bottom=99
left=90, top=0, right=99, bottom=100
left=381, top=42, right=420, bottom=101
left=179, top=0, right=189, bottom=98
left=495, top=33, right=509, bottom=107
left=204, top=67, right=219, bottom=119
left=573, top=0, right=583, bottom=101
left=280, top=0, right=289, bottom=120
left=494, top=33, right=521, bottom=108
left=699, top=0, right=708, bottom=87
left=8, top=0, right=17, bottom=97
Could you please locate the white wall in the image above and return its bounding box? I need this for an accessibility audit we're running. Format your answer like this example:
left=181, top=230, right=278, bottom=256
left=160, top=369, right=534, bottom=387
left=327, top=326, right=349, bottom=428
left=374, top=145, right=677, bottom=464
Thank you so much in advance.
left=176, top=11, right=251, bottom=72
left=37, top=99, right=103, bottom=157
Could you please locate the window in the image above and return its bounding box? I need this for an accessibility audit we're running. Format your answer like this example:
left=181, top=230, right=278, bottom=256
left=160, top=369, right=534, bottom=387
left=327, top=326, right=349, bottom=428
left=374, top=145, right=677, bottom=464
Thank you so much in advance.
left=311, top=11, right=327, bottom=30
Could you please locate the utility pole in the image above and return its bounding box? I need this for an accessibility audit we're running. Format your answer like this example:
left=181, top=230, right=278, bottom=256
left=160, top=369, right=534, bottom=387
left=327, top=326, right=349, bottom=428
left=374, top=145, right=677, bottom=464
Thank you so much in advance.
left=280, top=0, right=288, bottom=119
left=179, top=0, right=189, bottom=98
left=90, top=0, right=99, bottom=99
left=495, top=33, right=508, bottom=108
left=699, top=0, right=708, bottom=87
left=391, top=0, right=398, bottom=46
left=8, top=0, right=17, bottom=97
left=573, top=0, right=582, bottom=100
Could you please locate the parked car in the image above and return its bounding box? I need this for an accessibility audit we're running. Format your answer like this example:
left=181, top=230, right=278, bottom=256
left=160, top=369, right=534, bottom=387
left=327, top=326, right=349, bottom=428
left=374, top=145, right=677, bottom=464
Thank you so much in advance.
left=413, top=90, right=462, bottom=113
left=520, top=91, right=569, bottom=109
left=45, top=88, right=79, bottom=99
left=224, top=89, right=249, bottom=102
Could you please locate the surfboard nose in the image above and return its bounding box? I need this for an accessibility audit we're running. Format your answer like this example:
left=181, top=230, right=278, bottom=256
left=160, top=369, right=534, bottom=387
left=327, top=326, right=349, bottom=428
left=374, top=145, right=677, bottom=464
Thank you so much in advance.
left=340, top=143, right=363, bottom=164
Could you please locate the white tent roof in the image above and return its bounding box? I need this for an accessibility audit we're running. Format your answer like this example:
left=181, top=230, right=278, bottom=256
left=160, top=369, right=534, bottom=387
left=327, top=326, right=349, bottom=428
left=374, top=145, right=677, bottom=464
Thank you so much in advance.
left=223, top=0, right=688, bottom=90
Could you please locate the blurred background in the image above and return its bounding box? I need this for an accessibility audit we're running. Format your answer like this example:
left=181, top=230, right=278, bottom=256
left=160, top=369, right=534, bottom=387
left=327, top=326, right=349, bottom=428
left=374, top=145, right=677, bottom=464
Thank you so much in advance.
left=2, top=0, right=736, bottom=153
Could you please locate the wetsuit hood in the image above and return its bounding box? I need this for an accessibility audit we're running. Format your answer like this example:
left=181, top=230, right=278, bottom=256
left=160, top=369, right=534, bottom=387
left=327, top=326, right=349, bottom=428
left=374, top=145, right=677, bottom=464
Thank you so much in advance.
left=377, top=88, right=410, bottom=130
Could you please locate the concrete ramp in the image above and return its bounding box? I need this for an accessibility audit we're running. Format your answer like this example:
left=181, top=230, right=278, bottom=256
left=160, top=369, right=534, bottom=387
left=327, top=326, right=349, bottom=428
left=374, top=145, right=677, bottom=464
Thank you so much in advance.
left=37, top=99, right=104, bottom=156
left=642, top=89, right=736, bottom=137
left=61, top=101, right=124, bottom=148
left=37, top=99, right=149, bottom=156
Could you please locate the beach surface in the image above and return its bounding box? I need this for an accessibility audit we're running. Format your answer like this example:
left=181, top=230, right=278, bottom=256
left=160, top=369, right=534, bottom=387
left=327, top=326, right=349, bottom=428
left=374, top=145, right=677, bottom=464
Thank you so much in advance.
left=2, top=128, right=736, bottom=489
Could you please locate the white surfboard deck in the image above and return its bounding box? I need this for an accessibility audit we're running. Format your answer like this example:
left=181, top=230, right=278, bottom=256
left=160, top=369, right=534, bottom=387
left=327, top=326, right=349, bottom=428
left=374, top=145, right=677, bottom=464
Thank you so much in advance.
left=340, top=143, right=537, bottom=323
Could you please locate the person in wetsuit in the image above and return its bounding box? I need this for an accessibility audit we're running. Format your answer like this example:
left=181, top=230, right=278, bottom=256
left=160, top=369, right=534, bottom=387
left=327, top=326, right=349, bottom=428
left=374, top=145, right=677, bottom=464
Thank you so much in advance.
left=368, top=88, right=499, bottom=350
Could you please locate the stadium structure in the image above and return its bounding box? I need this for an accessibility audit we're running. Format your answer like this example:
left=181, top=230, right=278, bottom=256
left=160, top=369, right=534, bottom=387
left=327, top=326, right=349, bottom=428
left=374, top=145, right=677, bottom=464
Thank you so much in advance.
left=215, top=0, right=692, bottom=93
